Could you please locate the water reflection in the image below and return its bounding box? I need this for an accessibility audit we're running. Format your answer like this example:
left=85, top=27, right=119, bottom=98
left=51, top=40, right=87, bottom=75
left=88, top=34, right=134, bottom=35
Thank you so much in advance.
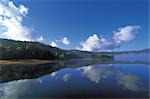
left=0, top=59, right=114, bottom=83
left=118, top=74, right=144, bottom=92
left=78, top=65, right=147, bottom=92
left=78, top=65, right=121, bottom=84
left=0, top=63, right=149, bottom=98
left=0, top=79, right=41, bottom=99
left=50, top=72, right=58, bottom=78
left=1, top=58, right=148, bottom=83
left=62, top=74, right=71, bottom=82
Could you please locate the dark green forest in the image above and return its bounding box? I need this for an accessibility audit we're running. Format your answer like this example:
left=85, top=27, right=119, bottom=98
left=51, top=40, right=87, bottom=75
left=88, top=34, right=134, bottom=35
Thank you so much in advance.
left=0, top=39, right=85, bottom=60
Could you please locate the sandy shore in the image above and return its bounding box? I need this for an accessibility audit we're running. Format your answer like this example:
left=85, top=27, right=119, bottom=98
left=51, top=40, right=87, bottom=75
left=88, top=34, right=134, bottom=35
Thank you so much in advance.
left=0, top=59, right=52, bottom=65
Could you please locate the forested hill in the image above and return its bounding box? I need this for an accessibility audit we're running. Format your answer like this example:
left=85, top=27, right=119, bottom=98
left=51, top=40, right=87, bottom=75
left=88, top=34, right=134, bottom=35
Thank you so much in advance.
left=0, top=39, right=84, bottom=60
left=0, top=39, right=149, bottom=60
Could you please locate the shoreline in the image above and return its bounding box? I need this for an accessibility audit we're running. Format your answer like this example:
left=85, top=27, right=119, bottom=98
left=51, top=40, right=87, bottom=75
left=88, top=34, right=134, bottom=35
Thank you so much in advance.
left=0, top=59, right=149, bottom=65
left=0, top=59, right=52, bottom=65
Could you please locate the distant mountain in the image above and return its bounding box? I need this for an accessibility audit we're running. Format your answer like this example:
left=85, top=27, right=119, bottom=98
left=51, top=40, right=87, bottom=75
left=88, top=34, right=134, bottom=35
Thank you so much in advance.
left=0, top=38, right=149, bottom=60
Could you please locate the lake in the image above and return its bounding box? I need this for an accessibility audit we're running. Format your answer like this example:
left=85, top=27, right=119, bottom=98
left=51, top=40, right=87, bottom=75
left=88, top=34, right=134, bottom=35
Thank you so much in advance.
left=0, top=54, right=149, bottom=99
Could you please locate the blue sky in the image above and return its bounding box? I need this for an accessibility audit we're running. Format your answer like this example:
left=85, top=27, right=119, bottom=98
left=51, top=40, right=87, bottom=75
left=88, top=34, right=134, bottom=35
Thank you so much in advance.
left=0, top=0, right=149, bottom=51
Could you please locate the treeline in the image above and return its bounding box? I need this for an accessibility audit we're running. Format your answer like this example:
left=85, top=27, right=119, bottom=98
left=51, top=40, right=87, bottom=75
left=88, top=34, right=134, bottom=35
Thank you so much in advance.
left=0, top=39, right=56, bottom=59
left=91, top=53, right=113, bottom=59
left=0, top=39, right=82, bottom=60
left=0, top=39, right=117, bottom=60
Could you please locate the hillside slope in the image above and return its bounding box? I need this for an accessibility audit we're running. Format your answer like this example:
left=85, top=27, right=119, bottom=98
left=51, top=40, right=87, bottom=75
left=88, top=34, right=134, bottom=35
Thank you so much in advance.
left=0, top=39, right=83, bottom=60
left=0, top=39, right=149, bottom=60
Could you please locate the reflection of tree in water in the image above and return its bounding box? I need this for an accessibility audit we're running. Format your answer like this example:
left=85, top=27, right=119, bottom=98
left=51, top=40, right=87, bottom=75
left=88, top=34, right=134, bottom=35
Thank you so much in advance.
left=0, top=59, right=114, bottom=83
left=78, top=65, right=147, bottom=92
left=0, top=63, right=63, bottom=83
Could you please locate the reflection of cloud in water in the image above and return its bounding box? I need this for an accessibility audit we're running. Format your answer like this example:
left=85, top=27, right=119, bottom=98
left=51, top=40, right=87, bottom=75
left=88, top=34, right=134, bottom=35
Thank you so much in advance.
left=51, top=72, right=58, bottom=78
left=118, top=74, right=146, bottom=92
left=0, top=79, right=38, bottom=99
left=50, top=70, right=71, bottom=82
left=62, top=74, right=71, bottom=82
left=81, top=66, right=107, bottom=83
left=78, top=65, right=146, bottom=92
left=78, top=65, right=119, bottom=84
left=37, top=78, right=42, bottom=84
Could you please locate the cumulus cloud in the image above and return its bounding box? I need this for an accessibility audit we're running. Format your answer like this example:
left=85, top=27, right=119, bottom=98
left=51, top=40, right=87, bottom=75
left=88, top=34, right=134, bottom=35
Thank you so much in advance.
left=0, top=0, right=43, bottom=41
left=78, top=34, right=101, bottom=51
left=114, top=26, right=141, bottom=44
left=61, top=36, right=70, bottom=45
left=50, top=41, right=58, bottom=47
left=77, top=34, right=114, bottom=51
left=77, top=26, right=141, bottom=51
left=50, top=36, right=70, bottom=47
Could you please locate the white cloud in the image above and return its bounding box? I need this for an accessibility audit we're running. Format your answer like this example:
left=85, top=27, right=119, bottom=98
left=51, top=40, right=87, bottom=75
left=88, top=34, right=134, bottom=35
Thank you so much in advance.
left=77, top=34, right=114, bottom=51
left=61, top=36, right=70, bottom=45
left=114, top=26, right=141, bottom=44
left=77, top=26, right=141, bottom=51
left=50, top=36, right=70, bottom=47
left=50, top=41, right=58, bottom=47
left=37, top=36, right=44, bottom=41
left=19, top=5, right=28, bottom=16
left=79, top=34, right=101, bottom=51
left=0, top=0, right=43, bottom=41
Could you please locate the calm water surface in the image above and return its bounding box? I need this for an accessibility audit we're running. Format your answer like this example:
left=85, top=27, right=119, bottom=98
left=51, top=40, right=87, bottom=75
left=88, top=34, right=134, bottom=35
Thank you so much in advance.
left=0, top=54, right=149, bottom=99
